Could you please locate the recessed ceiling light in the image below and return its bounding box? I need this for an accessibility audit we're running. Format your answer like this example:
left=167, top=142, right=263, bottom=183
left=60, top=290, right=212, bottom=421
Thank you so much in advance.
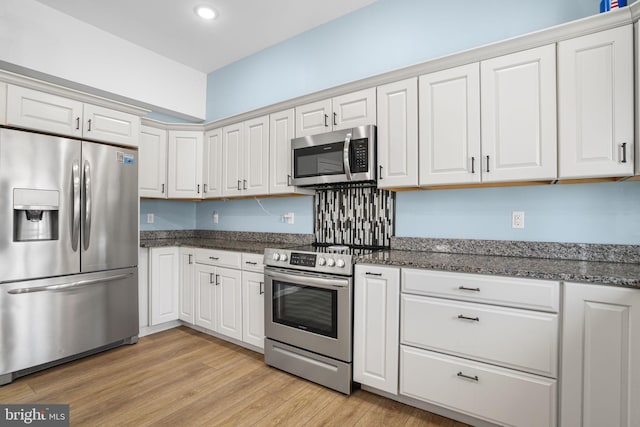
left=195, top=6, right=216, bottom=20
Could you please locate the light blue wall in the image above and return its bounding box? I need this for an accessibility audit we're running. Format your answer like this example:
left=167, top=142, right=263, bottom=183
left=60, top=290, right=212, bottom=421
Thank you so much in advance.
left=396, top=182, right=640, bottom=244
left=195, top=197, right=314, bottom=233
left=206, top=0, right=597, bottom=121
left=140, top=200, right=196, bottom=231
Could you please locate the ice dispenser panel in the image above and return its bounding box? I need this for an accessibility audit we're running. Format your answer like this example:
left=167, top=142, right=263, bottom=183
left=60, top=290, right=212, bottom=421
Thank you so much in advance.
left=13, top=188, right=59, bottom=241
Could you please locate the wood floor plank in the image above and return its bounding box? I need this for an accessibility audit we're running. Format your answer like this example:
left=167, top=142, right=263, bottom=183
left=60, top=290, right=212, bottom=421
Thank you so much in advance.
left=0, top=327, right=469, bottom=426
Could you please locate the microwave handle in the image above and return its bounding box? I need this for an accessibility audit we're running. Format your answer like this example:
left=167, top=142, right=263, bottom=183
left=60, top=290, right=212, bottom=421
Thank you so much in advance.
left=343, top=133, right=352, bottom=180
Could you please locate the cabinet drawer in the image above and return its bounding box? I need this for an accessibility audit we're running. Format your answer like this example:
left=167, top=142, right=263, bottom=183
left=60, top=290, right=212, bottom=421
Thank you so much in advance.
left=401, top=295, right=558, bottom=377
left=195, top=248, right=241, bottom=269
left=402, top=268, right=559, bottom=312
left=242, top=253, right=264, bottom=273
left=400, top=346, right=557, bottom=427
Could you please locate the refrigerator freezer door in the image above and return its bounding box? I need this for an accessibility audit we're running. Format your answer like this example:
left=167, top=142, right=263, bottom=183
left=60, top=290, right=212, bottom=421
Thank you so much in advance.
left=0, top=128, right=81, bottom=283
left=0, top=267, right=138, bottom=378
left=81, top=141, right=138, bottom=272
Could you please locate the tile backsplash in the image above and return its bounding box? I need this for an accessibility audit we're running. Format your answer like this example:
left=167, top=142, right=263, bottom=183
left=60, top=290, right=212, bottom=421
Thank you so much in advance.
left=315, top=186, right=395, bottom=247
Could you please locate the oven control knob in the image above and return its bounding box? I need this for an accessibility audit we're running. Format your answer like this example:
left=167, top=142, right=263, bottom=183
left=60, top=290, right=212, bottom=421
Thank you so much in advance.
left=318, top=257, right=326, bottom=266
left=272, top=253, right=280, bottom=261
left=327, top=258, right=336, bottom=267
left=336, top=259, right=345, bottom=268
left=280, top=254, right=288, bottom=262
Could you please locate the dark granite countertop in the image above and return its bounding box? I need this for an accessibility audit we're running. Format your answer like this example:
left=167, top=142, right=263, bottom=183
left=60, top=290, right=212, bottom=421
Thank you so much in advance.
left=140, top=237, right=298, bottom=254
left=356, top=249, right=640, bottom=289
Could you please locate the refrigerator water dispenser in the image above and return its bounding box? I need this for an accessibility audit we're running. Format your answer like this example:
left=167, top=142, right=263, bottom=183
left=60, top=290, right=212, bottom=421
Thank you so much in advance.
left=13, top=188, right=60, bottom=241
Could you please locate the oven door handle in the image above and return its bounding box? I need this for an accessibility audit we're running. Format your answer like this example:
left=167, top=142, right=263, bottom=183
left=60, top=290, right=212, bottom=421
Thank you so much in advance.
left=265, top=269, right=349, bottom=289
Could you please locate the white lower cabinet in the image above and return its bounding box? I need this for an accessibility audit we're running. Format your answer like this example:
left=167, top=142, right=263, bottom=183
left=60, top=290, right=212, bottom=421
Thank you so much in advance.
left=193, top=263, right=242, bottom=340
left=138, top=248, right=149, bottom=329
left=242, top=271, right=264, bottom=349
left=149, top=247, right=179, bottom=326
left=195, top=263, right=217, bottom=330
left=400, top=346, right=557, bottom=427
left=178, top=248, right=195, bottom=324
left=353, top=264, right=400, bottom=394
left=561, top=282, right=640, bottom=427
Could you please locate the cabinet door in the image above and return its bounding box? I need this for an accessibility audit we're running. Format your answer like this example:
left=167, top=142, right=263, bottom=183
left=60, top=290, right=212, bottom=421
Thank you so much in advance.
left=377, top=78, right=419, bottom=188
left=243, top=115, right=269, bottom=196
left=7, top=85, right=83, bottom=138
left=558, top=25, right=634, bottom=179
left=194, top=263, right=217, bottom=331
left=269, top=109, right=295, bottom=194
left=332, top=88, right=376, bottom=131
left=561, top=282, right=640, bottom=427
left=178, top=248, right=195, bottom=324
left=222, top=123, right=244, bottom=197
left=149, top=247, right=179, bottom=325
left=83, top=104, right=140, bottom=147
left=202, top=128, right=223, bottom=198
left=295, top=98, right=332, bottom=137
left=419, top=64, right=481, bottom=186
left=139, top=125, right=168, bottom=198
left=0, top=82, right=6, bottom=125
left=242, top=271, right=264, bottom=349
left=216, top=267, right=243, bottom=341
left=353, top=264, right=400, bottom=395
left=139, top=248, right=149, bottom=329
left=167, top=130, right=203, bottom=199
left=481, top=44, right=557, bottom=183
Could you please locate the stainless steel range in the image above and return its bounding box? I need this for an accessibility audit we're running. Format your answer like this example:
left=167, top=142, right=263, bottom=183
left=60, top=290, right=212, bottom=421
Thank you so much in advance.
left=263, top=244, right=377, bottom=394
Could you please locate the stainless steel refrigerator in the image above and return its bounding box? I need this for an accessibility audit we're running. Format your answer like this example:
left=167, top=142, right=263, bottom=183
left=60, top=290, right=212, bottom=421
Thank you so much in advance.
left=0, top=127, right=139, bottom=385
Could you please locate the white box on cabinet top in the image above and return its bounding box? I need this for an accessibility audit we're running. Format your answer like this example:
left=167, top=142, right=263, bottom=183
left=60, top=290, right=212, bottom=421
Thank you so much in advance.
left=558, top=25, right=634, bottom=179
left=376, top=78, right=419, bottom=188
left=295, top=88, right=376, bottom=137
left=7, top=85, right=140, bottom=147
left=139, top=125, right=168, bottom=198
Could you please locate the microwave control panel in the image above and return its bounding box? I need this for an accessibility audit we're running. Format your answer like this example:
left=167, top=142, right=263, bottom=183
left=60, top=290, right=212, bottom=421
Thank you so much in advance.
left=350, top=138, right=369, bottom=173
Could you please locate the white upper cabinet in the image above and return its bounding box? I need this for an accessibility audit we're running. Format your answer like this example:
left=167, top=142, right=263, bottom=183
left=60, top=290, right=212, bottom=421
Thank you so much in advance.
left=295, top=88, right=376, bottom=137
left=637, top=22, right=640, bottom=177
left=243, top=115, right=270, bottom=196
left=82, top=104, right=140, bottom=147
left=480, top=44, right=557, bottom=183
left=558, top=25, right=634, bottom=179
left=6, top=85, right=140, bottom=147
left=7, top=85, right=83, bottom=138
left=0, top=82, right=6, bottom=125
left=222, top=116, right=270, bottom=197
left=377, top=78, right=419, bottom=188
left=269, top=109, right=312, bottom=195
left=202, top=128, right=223, bottom=198
left=167, top=130, right=203, bottom=199
left=419, top=63, right=481, bottom=186
left=139, top=125, right=168, bottom=198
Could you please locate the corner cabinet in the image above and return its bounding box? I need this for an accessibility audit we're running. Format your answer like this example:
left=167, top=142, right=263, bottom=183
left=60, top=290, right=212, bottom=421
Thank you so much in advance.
left=353, top=264, right=400, bottom=394
left=149, top=247, right=179, bottom=325
left=480, top=44, right=557, bottom=183
left=558, top=25, right=634, bottom=179
left=561, top=282, right=640, bottom=427
left=167, top=130, right=203, bottom=199
left=139, top=125, right=168, bottom=198
left=376, top=78, right=419, bottom=189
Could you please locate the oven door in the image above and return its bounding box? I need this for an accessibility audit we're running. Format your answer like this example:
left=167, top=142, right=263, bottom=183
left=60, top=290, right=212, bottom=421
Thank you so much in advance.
left=264, top=267, right=352, bottom=362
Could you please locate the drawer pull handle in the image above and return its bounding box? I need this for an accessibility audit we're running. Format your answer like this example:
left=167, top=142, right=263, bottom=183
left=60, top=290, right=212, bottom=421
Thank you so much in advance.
left=457, top=315, right=480, bottom=322
left=245, top=261, right=257, bottom=265
left=365, top=272, right=382, bottom=276
left=209, top=256, right=219, bottom=260
left=458, top=286, right=480, bottom=292
left=457, top=372, right=479, bottom=382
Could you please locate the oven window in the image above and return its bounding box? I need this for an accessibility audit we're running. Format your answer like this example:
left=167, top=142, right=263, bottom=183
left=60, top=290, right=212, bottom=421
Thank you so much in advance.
left=272, top=280, right=338, bottom=338
left=294, top=142, right=344, bottom=178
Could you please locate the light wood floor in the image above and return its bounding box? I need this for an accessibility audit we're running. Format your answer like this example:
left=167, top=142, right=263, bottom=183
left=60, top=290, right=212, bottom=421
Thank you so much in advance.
left=0, top=327, right=469, bottom=426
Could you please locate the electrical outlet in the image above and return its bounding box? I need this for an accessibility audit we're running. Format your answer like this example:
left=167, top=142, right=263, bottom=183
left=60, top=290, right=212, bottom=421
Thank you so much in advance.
left=212, top=211, right=219, bottom=224
left=512, top=211, right=524, bottom=229
left=283, top=212, right=295, bottom=224
left=147, top=213, right=154, bottom=224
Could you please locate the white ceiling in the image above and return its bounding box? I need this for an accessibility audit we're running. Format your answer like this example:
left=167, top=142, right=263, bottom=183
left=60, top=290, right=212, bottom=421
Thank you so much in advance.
left=33, top=0, right=377, bottom=74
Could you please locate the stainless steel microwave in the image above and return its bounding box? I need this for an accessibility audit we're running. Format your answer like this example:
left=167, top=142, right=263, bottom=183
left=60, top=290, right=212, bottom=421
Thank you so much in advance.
left=291, top=125, right=376, bottom=187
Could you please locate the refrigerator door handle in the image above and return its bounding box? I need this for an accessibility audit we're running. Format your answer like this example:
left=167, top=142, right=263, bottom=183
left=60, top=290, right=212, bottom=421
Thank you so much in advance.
left=83, top=160, right=92, bottom=250
left=71, top=160, right=81, bottom=251
left=7, top=273, right=133, bottom=294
